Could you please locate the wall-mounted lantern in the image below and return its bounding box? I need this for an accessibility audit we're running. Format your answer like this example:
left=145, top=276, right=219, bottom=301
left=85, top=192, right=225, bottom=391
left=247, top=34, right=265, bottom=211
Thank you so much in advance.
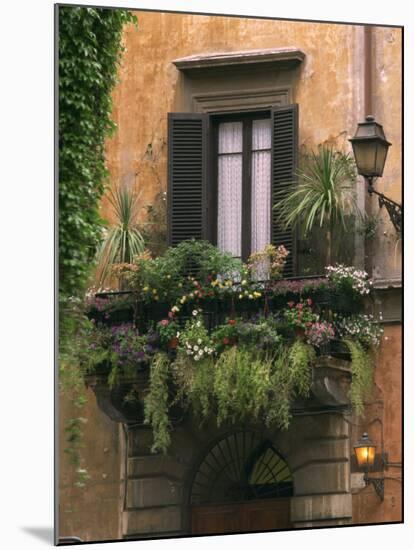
left=349, top=115, right=402, bottom=234
left=353, top=432, right=385, bottom=501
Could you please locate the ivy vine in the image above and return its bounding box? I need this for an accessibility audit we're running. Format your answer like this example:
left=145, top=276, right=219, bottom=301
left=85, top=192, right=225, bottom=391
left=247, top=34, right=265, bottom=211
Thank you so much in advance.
left=58, top=5, right=137, bottom=483
left=59, top=6, right=137, bottom=310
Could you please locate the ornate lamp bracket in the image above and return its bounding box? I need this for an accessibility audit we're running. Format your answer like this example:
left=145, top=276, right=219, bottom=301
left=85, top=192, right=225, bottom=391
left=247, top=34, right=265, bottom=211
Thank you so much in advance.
left=363, top=474, right=385, bottom=501
left=366, top=177, right=402, bottom=234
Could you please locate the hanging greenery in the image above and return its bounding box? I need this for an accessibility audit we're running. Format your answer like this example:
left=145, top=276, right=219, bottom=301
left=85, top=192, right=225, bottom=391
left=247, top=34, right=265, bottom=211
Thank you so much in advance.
left=344, top=339, right=374, bottom=416
left=144, top=339, right=316, bottom=454
left=58, top=5, right=137, bottom=483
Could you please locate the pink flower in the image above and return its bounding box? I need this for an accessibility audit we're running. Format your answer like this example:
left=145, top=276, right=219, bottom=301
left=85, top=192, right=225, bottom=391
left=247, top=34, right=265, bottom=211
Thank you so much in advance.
left=287, top=301, right=295, bottom=308
left=307, top=298, right=312, bottom=306
left=160, top=319, right=169, bottom=327
left=168, top=311, right=174, bottom=319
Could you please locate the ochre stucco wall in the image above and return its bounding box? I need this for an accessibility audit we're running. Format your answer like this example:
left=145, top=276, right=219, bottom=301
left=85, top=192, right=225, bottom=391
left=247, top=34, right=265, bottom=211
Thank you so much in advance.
left=352, top=324, right=402, bottom=524
left=58, top=388, right=123, bottom=542
left=103, top=11, right=401, bottom=278
left=59, top=11, right=402, bottom=541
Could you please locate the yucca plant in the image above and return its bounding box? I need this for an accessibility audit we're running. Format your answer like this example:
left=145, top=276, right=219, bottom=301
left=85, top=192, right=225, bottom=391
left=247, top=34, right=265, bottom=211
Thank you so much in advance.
left=274, top=145, right=362, bottom=265
left=96, top=186, right=145, bottom=288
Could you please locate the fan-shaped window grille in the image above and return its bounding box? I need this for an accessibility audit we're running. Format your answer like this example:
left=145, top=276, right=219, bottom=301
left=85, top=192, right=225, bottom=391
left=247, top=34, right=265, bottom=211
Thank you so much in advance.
left=190, top=431, right=293, bottom=505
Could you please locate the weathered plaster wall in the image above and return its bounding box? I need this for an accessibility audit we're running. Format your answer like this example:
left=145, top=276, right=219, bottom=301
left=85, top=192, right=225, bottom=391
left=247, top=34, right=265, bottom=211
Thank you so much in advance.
left=103, top=12, right=401, bottom=281
left=370, top=28, right=402, bottom=281
left=58, top=388, right=123, bottom=541
left=351, top=324, right=402, bottom=523
left=103, top=13, right=368, bottom=224
left=59, top=11, right=402, bottom=540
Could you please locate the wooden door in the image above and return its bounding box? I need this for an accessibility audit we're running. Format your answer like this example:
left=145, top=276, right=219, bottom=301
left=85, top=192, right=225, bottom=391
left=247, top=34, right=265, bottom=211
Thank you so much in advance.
left=191, top=498, right=291, bottom=535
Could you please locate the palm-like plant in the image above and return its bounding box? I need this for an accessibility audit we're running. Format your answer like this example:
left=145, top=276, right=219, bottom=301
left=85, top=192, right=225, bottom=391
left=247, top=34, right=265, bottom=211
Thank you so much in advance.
left=96, top=185, right=145, bottom=288
left=274, top=145, right=361, bottom=265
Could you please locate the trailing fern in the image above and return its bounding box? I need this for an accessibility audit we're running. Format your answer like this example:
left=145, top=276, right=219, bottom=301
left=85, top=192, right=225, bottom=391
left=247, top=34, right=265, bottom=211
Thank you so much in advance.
left=144, top=353, right=171, bottom=454
left=344, top=339, right=374, bottom=416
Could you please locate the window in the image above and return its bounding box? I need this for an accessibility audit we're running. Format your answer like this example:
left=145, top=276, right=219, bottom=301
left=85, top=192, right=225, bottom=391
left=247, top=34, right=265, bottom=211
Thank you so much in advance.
left=167, top=105, right=298, bottom=276
left=190, top=431, right=293, bottom=505
left=213, top=112, right=271, bottom=260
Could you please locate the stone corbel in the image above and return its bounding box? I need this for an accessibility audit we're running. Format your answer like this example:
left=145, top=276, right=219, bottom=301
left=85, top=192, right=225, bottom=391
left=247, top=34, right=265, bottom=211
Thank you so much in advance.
left=311, top=357, right=352, bottom=407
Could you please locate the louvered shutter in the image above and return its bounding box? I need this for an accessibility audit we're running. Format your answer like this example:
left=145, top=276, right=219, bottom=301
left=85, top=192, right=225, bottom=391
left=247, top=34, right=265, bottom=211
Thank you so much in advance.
left=167, top=113, right=208, bottom=246
left=271, top=104, right=299, bottom=277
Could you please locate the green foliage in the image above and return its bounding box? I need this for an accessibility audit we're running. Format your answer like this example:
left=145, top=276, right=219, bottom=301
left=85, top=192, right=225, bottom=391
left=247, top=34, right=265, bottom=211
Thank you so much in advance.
left=96, top=186, right=145, bottom=288
left=146, top=340, right=315, bottom=451
left=214, top=347, right=274, bottom=426
left=171, top=353, right=215, bottom=420
left=127, top=239, right=244, bottom=304
left=58, top=5, right=137, bottom=483
left=274, top=146, right=361, bottom=264
left=344, top=339, right=374, bottom=416
left=59, top=6, right=137, bottom=304
left=144, top=353, right=171, bottom=453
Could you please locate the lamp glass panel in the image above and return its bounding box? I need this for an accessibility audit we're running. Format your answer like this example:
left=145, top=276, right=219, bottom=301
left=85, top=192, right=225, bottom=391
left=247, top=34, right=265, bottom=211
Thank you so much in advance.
left=352, top=141, right=378, bottom=177
left=355, top=444, right=376, bottom=469
left=374, top=142, right=389, bottom=177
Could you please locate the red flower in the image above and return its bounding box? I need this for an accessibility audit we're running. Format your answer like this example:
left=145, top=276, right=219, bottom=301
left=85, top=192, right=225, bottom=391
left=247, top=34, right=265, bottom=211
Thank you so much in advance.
left=228, top=319, right=236, bottom=326
left=223, top=337, right=230, bottom=345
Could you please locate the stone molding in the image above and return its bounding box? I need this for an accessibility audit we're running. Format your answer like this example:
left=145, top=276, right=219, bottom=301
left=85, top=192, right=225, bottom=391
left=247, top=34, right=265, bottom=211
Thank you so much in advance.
left=173, top=47, right=305, bottom=71
left=192, top=86, right=291, bottom=113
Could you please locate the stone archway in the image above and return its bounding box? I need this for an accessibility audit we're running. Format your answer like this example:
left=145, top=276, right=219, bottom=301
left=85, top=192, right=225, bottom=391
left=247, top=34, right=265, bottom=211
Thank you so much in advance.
left=189, top=430, right=293, bottom=534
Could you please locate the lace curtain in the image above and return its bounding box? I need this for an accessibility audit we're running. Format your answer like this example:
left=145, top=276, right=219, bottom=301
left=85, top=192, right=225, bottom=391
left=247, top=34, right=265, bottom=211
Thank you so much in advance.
left=217, top=122, right=243, bottom=257
left=217, top=118, right=271, bottom=261
left=251, top=119, right=271, bottom=254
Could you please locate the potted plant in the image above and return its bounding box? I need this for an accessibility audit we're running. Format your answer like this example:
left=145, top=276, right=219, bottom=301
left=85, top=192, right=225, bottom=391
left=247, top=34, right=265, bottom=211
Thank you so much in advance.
left=273, top=145, right=362, bottom=266
left=95, top=185, right=145, bottom=289
left=283, top=299, right=319, bottom=339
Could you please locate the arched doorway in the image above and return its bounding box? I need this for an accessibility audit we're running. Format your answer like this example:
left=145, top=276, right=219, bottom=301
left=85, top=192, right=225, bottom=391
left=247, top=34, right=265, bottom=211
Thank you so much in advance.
left=189, top=430, right=293, bottom=534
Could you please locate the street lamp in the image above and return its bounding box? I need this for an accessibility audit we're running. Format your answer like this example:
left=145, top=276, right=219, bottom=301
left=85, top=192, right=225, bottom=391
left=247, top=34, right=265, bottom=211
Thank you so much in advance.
left=353, top=432, right=384, bottom=501
left=349, top=115, right=402, bottom=234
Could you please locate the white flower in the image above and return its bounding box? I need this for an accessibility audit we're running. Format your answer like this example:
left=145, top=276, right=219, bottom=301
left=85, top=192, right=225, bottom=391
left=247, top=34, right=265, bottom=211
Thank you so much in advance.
left=198, top=349, right=203, bottom=356
left=176, top=332, right=180, bottom=338
left=194, top=345, right=199, bottom=351
left=192, top=309, right=198, bottom=316
left=186, top=350, right=193, bottom=355
left=171, top=306, right=180, bottom=313
left=204, top=346, right=208, bottom=352
left=196, top=321, right=201, bottom=327
left=194, top=355, right=200, bottom=361
left=197, top=338, right=202, bottom=345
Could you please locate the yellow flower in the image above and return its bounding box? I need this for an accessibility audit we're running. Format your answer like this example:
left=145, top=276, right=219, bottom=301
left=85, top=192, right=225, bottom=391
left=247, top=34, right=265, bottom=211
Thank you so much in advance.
left=152, top=289, right=157, bottom=294
left=239, top=294, right=243, bottom=299
left=143, top=286, right=149, bottom=292
left=253, top=291, right=262, bottom=298
left=211, top=279, right=219, bottom=287
left=241, top=280, right=247, bottom=286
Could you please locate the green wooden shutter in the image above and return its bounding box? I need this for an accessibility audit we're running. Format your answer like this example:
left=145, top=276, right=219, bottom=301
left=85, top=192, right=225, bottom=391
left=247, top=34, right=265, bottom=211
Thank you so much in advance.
left=271, top=104, right=299, bottom=277
left=167, top=113, right=208, bottom=246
